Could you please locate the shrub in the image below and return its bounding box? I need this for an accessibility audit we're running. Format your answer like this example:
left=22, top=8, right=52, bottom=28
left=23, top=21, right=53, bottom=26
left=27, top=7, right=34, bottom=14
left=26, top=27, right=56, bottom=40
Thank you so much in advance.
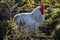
left=54, top=24, right=60, bottom=40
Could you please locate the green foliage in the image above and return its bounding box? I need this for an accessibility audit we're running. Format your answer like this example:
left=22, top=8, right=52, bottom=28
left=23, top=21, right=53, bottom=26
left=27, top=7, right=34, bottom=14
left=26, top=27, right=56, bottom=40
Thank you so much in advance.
left=45, top=18, right=53, bottom=25
left=55, top=3, right=60, bottom=8
left=0, top=20, right=31, bottom=40
left=50, top=9, right=60, bottom=20
left=47, top=8, right=52, bottom=14
left=53, top=24, right=60, bottom=40
left=0, top=0, right=60, bottom=40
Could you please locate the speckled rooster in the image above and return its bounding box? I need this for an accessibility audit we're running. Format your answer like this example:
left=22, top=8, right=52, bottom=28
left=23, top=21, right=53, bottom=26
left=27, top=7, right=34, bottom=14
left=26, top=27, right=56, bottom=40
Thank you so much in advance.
left=13, top=2, right=45, bottom=33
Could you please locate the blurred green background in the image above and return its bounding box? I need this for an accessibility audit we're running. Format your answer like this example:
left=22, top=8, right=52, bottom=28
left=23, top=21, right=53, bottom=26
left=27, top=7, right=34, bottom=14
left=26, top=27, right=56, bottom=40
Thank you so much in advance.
left=0, top=0, right=60, bottom=40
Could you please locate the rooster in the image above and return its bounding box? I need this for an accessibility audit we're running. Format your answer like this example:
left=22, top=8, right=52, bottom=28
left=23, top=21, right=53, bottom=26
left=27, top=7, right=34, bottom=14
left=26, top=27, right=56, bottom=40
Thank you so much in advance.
left=13, top=2, right=45, bottom=33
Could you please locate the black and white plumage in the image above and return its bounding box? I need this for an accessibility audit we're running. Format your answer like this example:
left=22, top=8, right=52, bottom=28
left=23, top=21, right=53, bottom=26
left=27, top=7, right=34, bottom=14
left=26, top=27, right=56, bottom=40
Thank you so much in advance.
left=13, top=6, right=45, bottom=33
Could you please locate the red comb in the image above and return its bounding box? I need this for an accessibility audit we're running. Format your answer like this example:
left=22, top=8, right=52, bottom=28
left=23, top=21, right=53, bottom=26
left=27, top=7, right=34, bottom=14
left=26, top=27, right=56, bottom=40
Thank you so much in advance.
left=40, top=2, right=45, bottom=9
